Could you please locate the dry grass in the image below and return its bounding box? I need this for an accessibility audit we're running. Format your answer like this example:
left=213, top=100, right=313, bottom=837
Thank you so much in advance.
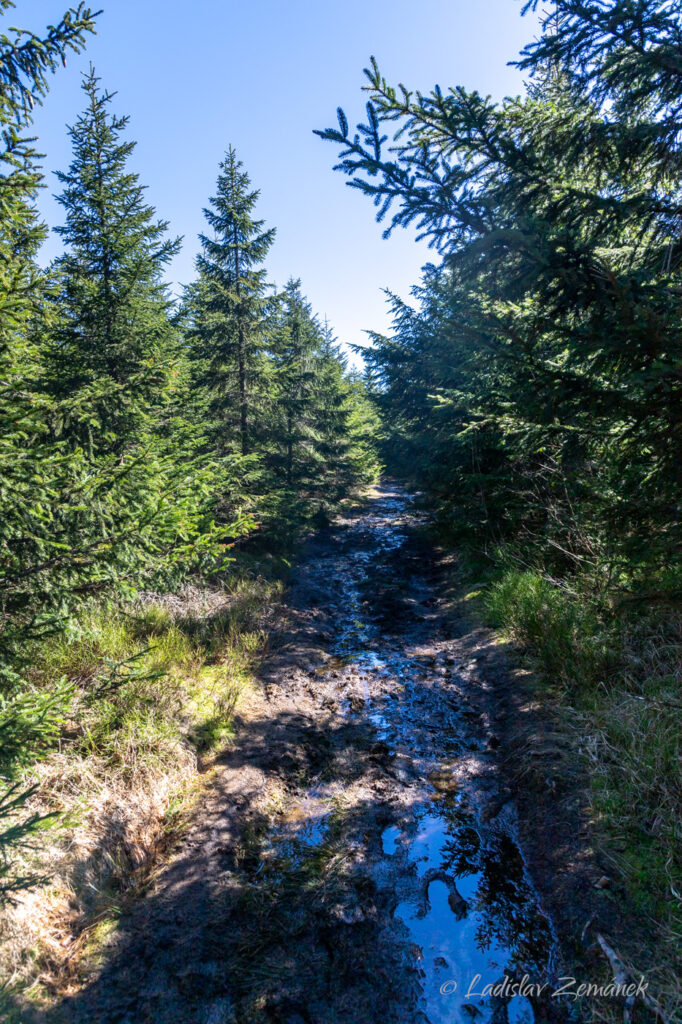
left=487, top=571, right=682, bottom=1021
left=574, top=609, right=682, bottom=1022
left=2, top=747, right=194, bottom=997
left=0, top=575, right=281, bottom=1006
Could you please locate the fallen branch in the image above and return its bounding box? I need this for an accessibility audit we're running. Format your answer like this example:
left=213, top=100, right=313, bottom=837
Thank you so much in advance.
left=582, top=917, right=671, bottom=1024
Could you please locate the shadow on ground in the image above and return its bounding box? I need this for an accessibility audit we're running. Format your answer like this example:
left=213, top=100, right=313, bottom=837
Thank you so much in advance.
left=6, top=485, right=573, bottom=1024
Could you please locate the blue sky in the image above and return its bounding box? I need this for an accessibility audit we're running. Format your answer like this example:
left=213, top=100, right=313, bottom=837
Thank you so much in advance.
left=27, top=0, right=539, bottom=363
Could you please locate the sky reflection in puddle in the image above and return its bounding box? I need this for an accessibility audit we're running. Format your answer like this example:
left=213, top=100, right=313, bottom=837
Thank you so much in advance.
left=326, top=489, right=558, bottom=1023
left=388, top=798, right=554, bottom=1024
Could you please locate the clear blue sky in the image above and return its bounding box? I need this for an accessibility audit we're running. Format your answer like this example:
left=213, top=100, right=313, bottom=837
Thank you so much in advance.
left=27, top=0, right=539, bottom=363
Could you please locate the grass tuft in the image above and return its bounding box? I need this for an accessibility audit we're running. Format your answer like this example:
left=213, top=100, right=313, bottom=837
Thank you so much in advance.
left=0, top=574, right=281, bottom=1006
left=484, top=568, right=681, bottom=1018
left=485, top=570, right=607, bottom=687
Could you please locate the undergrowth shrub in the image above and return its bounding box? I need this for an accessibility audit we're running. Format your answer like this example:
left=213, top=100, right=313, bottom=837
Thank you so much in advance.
left=485, top=570, right=609, bottom=688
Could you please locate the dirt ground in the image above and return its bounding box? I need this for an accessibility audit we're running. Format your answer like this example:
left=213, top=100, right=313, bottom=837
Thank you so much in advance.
left=14, top=484, right=631, bottom=1024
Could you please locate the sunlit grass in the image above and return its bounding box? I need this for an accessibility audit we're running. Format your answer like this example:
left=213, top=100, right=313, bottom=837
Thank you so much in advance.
left=0, top=574, right=281, bottom=1005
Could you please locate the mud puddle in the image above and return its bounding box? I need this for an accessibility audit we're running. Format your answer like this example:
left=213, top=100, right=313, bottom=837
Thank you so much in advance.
left=46, top=484, right=568, bottom=1024
left=264, top=485, right=563, bottom=1024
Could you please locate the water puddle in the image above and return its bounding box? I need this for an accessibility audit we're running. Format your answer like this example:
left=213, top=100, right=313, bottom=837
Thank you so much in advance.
left=271, top=790, right=332, bottom=858
left=393, top=795, right=555, bottom=1024
left=268, top=486, right=562, bottom=1022
left=382, top=825, right=402, bottom=856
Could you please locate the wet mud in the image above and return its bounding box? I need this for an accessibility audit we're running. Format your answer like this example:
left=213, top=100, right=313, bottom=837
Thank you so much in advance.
left=37, top=484, right=573, bottom=1024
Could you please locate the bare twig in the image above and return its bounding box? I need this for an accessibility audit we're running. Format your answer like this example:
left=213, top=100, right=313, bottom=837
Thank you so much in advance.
left=583, top=919, right=672, bottom=1024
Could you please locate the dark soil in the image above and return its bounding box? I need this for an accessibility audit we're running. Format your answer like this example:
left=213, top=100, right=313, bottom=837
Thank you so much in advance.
left=18, top=484, right=630, bottom=1024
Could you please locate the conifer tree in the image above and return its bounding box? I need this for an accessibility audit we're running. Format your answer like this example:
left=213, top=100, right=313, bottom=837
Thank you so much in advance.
left=47, top=67, right=181, bottom=456
left=318, top=14, right=682, bottom=574
left=0, top=0, right=97, bottom=898
left=189, top=147, right=275, bottom=458
left=312, top=323, right=359, bottom=504
left=271, top=278, right=322, bottom=493
left=267, top=285, right=379, bottom=520
left=1, top=2, right=98, bottom=676
left=45, top=68, right=249, bottom=574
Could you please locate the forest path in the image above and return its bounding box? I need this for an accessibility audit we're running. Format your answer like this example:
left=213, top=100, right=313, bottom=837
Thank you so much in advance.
left=48, top=483, right=565, bottom=1024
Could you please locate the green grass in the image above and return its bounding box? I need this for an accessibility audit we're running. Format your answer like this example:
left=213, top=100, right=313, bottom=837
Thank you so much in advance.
left=0, top=573, right=282, bottom=1004
left=485, top=570, right=608, bottom=687
left=482, top=567, right=681, bottom=1017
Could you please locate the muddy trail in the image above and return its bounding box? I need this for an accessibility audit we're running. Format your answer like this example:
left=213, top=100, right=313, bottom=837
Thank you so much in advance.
left=44, top=484, right=571, bottom=1024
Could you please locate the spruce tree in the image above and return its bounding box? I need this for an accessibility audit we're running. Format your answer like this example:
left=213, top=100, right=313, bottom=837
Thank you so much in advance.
left=312, top=323, right=358, bottom=505
left=0, top=3, right=98, bottom=678
left=46, top=68, right=249, bottom=578
left=0, top=0, right=97, bottom=898
left=271, top=278, right=321, bottom=493
left=189, top=147, right=275, bottom=459
left=318, top=23, right=682, bottom=574
left=269, top=296, right=379, bottom=519
left=48, top=66, right=181, bottom=456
